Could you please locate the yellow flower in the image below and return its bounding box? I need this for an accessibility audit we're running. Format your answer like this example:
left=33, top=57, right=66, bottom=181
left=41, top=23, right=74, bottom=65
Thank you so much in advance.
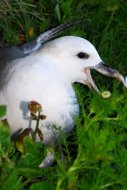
left=101, top=91, right=111, bottom=99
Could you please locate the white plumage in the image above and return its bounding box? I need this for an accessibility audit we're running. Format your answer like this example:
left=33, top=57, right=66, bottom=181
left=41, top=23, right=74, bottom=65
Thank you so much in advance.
left=0, top=35, right=121, bottom=147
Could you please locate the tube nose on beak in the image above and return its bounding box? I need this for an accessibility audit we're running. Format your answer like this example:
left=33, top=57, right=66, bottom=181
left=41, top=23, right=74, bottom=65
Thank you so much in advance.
left=95, top=62, right=121, bottom=80
left=95, top=62, right=127, bottom=90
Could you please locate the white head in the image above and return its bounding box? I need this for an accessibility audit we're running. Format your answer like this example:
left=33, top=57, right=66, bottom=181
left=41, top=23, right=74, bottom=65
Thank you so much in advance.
left=40, top=36, right=120, bottom=91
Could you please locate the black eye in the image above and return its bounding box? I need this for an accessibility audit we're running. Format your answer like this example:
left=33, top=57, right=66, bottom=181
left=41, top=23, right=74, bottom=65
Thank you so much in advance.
left=77, top=52, right=89, bottom=59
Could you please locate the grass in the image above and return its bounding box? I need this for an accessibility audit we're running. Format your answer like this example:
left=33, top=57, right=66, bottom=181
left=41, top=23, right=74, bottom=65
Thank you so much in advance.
left=0, top=0, right=127, bottom=189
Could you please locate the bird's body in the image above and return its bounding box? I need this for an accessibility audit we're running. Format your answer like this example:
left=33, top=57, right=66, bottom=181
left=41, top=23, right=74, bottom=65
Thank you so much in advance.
left=0, top=32, right=121, bottom=150
left=1, top=47, right=79, bottom=145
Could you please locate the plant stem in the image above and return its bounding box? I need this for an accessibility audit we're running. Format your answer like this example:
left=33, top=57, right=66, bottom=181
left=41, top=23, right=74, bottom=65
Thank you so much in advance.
left=32, top=111, right=40, bottom=141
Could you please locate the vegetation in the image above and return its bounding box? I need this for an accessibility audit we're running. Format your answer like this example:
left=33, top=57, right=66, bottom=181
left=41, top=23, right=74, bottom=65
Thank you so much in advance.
left=0, top=0, right=127, bottom=189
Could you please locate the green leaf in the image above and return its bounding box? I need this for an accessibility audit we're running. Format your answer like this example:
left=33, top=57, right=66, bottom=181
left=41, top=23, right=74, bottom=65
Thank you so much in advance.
left=55, top=3, right=61, bottom=21
left=0, top=105, right=6, bottom=118
left=60, top=0, right=73, bottom=18
left=16, top=128, right=32, bottom=153
left=0, top=121, right=11, bottom=154
left=0, top=171, right=22, bottom=190
left=18, top=137, right=45, bottom=168
left=29, top=181, right=55, bottom=190
left=17, top=167, right=54, bottom=179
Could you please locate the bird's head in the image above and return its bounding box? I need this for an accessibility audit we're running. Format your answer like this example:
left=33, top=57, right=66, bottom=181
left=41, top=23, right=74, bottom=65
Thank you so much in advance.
left=41, top=36, right=121, bottom=92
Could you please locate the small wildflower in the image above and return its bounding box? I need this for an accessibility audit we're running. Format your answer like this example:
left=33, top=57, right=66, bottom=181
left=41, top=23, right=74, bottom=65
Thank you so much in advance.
left=28, top=101, right=46, bottom=141
left=28, top=101, right=42, bottom=114
left=102, top=91, right=111, bottom=99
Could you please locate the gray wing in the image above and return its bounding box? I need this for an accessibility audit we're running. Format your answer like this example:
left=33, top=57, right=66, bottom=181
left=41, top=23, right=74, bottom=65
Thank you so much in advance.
left=0, top=21, right=81, bottom=64
left=0, top=46, right=26, bottom=88
left=0, top=46, right=25, bottom=63
left=0, top=21, right=81, bottom=89
left=20, top=21, right=81, bottom=55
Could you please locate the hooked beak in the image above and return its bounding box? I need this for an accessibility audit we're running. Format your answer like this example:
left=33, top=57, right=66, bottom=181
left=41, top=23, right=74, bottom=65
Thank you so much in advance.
left=84, top=62, right=122, bottom=93
left=95, top=62, right=121, bottom=79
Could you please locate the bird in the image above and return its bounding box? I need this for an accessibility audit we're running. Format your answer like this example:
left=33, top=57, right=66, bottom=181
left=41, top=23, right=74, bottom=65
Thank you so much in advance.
left=0, top=23, right=123, bottom=167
